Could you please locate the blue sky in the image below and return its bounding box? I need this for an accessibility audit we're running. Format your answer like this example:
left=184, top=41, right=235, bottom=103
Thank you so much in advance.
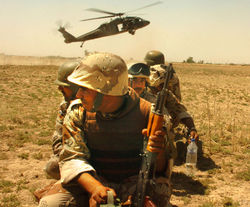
left=1, top=0, right=250, bottom=64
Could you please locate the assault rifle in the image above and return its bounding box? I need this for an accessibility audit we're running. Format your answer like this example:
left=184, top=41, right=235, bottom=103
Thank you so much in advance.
left=133, top=63, right=174, bottom=207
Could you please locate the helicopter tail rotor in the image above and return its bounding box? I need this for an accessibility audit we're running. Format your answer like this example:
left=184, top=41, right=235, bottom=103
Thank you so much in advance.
left=56, top=20, right=71, bottom=29
left=58, top=26, right=77, bottom=43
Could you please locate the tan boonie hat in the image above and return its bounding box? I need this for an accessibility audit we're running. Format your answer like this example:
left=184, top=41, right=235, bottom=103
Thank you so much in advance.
left=68, top=52, right=128, bottom=96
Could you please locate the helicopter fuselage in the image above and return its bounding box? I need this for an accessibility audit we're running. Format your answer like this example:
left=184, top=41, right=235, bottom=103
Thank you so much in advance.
left=58, top=16, right=150, bottom=44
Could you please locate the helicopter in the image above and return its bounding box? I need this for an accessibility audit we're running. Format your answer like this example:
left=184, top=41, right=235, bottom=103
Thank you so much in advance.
left=58, top=1, right=162, bottom=46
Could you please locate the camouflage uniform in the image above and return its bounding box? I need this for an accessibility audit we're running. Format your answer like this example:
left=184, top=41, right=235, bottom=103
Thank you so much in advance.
left=38, top=53, right=172, bottom=207
left=150, top=64, right=181, bottom=102
left=44, top=99, right=83, bottom=180
left=38, top=89, right=172, bottom=207
left=44, top=100, right=68, bottom=180
left=44, top=61, right=80, bottom=180
left=168, top=72, right=181, bottom=102
left=52, top=100, right=69, bottom=156
left=148, top=64, right=198, bottom=164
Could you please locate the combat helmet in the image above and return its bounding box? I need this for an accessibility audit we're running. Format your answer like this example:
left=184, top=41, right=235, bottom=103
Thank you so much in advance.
left=144, top=50, right=165, bottom=66
left=68, top=52, right=128, bottom=96
left=128, top=63, right=150, bottom=79
left=55, top=61, right=80, bottom=98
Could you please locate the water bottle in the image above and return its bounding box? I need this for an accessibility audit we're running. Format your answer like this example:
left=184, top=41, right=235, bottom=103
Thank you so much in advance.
left=185, top=138, right=198, bottom=176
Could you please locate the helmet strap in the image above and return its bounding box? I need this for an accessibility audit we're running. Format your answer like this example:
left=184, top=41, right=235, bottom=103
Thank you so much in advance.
left=70, top=84, right=80, bottom=100
left=91, top=92, right=104, bottom=112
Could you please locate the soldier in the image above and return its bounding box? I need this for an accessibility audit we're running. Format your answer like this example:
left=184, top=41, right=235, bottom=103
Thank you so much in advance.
left=128, top=63, right=198, bottom=181
left=38, top=52, right=172, bottom=207
left=144, top=50, right=181, bottom=101
left=44, top=61, right=80, bottom=180
left=149, top=65, right=199, bottom=163
left=127, top=62, right=152, bottom=98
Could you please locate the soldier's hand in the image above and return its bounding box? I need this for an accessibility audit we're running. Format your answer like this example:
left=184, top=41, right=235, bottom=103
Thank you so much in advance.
left=188, top=129, right=199, bottom=143
left=89, top=185, right=116, bottom=207
left=142, top=129, right=166, bottom=153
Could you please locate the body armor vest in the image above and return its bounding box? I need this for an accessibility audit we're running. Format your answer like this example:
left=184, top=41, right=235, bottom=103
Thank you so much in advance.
left=84, top=97, right=151, bottom=182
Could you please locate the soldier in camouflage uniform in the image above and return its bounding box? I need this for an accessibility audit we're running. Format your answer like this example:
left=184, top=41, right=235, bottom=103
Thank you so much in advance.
left=144, top=50, right=181, bottom=101
left=149, top=65, right=199, bottom=163
left=44, top=61, right=80, bottom=180
left=38, top=52, right=172, bottom=207
left=128, top=63, right=198, bottom=181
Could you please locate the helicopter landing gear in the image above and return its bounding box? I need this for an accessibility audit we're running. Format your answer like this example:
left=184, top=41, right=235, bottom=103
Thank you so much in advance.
left=80, top=42, right=84, bottom=47
left=129, top=30, right=135, bottom=35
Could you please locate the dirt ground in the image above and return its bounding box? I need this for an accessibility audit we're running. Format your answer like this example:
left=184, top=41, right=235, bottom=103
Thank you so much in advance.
left=0, top=61, right=249, bottom=207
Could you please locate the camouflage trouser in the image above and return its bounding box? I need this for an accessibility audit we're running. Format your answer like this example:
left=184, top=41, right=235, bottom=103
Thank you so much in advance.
left=38, top=175, right=172, bottom=207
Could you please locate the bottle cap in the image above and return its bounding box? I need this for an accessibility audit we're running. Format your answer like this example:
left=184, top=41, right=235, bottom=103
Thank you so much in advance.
left=191, top=138, right=195, bottom=142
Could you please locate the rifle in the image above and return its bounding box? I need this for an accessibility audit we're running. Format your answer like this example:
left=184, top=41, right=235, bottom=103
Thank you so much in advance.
left=133, top=63, right=174, bottom=207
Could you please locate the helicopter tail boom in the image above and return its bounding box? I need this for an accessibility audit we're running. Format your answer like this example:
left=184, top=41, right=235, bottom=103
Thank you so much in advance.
left=58, top=27, right=77, bottom=43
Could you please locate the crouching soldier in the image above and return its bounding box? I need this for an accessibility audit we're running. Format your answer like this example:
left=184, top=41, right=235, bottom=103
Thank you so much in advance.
left=149, top=64, right=199, bottom=163
left=128, top=63, right=198, bottom=182
left=45, top=61, right=80, bottom=180
left=38, top=52, right=172, bottom=207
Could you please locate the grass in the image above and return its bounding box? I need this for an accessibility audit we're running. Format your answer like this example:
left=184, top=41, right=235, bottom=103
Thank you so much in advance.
left=0, top=180, right=15, bottom=189
left=16, top=180, right=29, bottom=191
left=39, top=130, right=52, bottom=137
left=17, top=153, right=29, bottom=160
left=0, top=152, right=8, bottom=160
left=0, top=125, right=8, bottom=132
left=35, top=138, right=51, bottom=146
left=17, top=131, right=32, bottom=143
left=199, top=201, right=214, bottom=207
left=0, top=194, right=21, bottom=207
left=235, top=167, right=250, bottom=181
left=32, top=152, right=44, bottom=160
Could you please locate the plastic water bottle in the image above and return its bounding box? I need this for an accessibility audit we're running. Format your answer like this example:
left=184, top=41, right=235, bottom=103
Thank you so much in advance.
left=185, top=138, right=198, bottom=176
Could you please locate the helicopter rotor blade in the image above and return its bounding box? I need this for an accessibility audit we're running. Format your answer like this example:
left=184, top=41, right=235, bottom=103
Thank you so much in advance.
left=80, top=15, right=116, bottom=21
left=126, top=1, right=163, bottom=14
left=86, top=8, right=118, bottom=15
left=86, top=8, right=125, bottom=17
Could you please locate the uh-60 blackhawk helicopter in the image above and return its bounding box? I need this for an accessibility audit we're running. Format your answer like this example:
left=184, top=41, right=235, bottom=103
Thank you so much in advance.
left=58, top=1, right=162, bottom=47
